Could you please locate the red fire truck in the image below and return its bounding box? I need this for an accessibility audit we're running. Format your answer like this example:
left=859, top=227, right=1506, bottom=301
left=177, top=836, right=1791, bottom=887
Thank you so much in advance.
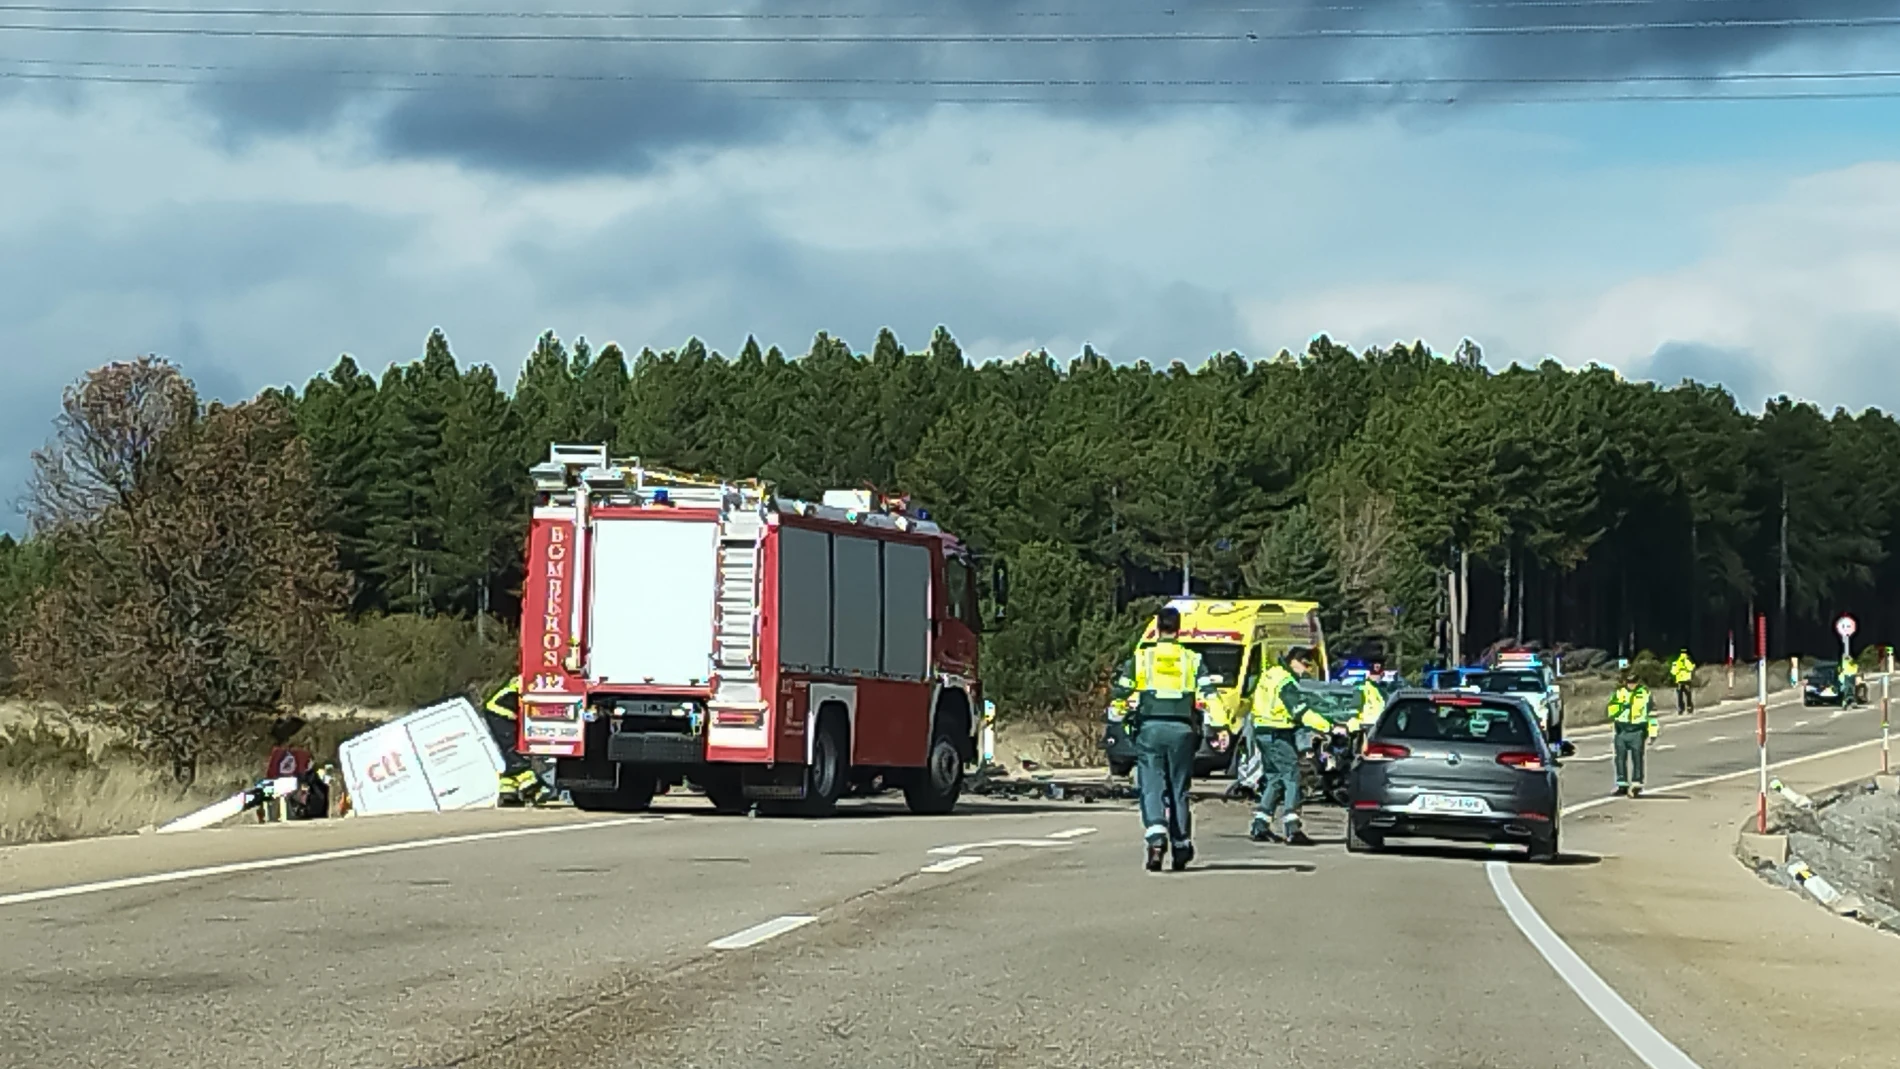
left=515, top=444, right=996, bottom=817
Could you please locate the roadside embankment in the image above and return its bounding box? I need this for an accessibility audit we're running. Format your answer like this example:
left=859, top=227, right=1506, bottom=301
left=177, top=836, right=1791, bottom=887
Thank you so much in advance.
left=1740, top=774, right=1900, bottom=932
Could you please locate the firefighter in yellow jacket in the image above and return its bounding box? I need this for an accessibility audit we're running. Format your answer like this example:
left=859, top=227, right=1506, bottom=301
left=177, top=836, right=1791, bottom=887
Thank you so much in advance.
left=1607, top=671, right=1658, bottom=797
left=485, top=676, right=549, bottom=804
left=1248, top=647, right=1339, bottom=845
left=1111, top=606, right=1219, bottom=872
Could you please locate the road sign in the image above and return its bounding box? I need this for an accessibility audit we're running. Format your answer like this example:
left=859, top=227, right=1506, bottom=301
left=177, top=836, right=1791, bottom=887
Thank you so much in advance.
left=1836, top=615, right=1857, bottom=638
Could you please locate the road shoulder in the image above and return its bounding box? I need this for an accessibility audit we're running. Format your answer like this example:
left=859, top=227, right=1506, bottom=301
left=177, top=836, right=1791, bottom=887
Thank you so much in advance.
left=1512, top=748, right=1899, bottom=1069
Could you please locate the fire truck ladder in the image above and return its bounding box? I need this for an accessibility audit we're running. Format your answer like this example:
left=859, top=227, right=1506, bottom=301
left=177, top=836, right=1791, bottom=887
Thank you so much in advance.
left=711, top=504, right=766, bottom=714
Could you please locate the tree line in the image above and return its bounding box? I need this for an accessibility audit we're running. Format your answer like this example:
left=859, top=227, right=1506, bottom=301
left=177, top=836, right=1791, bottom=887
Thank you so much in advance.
left=4, top=326, right=1896, bottom=772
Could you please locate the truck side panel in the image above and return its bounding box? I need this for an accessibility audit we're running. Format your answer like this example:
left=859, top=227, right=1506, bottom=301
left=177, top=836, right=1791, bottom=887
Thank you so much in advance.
left=777, top=524, right=831, bottom=672
left=882, top=541, right=931, bottom=680
left=830, top=533, right=882, bottom=675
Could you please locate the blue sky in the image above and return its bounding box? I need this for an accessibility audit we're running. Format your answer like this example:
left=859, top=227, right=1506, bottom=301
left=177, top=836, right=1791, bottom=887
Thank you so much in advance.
left=3, top=2, right=1900, bottom=530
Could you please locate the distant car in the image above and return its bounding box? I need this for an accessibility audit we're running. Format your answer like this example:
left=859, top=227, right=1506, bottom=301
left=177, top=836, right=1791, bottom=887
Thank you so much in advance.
left=1475, top=668, right=1565, bottom=742
left=1803, top=663, right=1867, bottom=707
left=1347, top=690, right=1574, bottom=862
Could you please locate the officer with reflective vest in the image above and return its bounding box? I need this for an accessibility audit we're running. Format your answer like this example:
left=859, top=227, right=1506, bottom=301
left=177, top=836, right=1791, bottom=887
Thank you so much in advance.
left=1248, top=646, right=1338, bottom=845
left=1838, top=652, right=1860, bottom=708
left=1111, top=606, right=1219, bottom=872
left=1349, top=659, right=1388, bottom=734
left=1669, top=650, right=1696, bottom=715
left=1607, top=670, right=1657, bottom=797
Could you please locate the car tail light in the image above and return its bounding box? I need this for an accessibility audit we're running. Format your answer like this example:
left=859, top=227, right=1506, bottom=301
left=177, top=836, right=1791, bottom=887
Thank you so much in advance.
left=1436, top=694, right=1481, bottom=707
left=1516, top=811, right=1551, bottom=821
left=1496, top=751, right=1546, bottom=771
left=1352, top=800, right=1381, bottom=810
left=1362, top=741, right=1411, bottom=761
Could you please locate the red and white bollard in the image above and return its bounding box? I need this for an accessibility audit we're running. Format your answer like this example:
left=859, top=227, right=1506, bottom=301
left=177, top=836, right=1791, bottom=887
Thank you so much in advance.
left=1756, top=614, right=1769, bottom=835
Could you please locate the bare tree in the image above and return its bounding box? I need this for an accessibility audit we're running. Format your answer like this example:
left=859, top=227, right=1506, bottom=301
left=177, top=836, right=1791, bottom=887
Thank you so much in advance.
left=15, top=361, right=346, bottom=784
left=1330, top=490, right=1401, bottom=640
left=27, top=356, right=198, bottom=531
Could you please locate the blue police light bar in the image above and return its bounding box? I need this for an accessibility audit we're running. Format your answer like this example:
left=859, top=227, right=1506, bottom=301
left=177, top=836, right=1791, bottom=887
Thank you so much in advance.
left=651, top=489, right=671, bottom=505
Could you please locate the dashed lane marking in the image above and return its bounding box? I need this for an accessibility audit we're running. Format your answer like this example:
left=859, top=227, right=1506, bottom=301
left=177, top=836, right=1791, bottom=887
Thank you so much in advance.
left=707, top=914, right=816, bottom=950
left=1489, top=863, right=1704, bottom=1069
left=1047, top=827, right=1098, bottom=840
left=926, top=838, right=1075, bottom=856
left=1705, top=735, right=1728, bottom=743
left=0, top=816, right=660, bottom=909
left=919, top=856, right=984, bottom=875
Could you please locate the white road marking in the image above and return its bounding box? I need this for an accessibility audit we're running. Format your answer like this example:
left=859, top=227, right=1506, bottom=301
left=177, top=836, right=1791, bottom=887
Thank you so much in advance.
left=1563, top=738, right=1880, bottom=816
left=926, top=838, right=1074, bottom=856
left=919, top=856, right=984, bottom=875
left=0, top=816, right=659, bottom=909
left=1656, top=744, right=1676, bottom=752
left=1047, top=827, right=1098, bottom=840
left=1705, top=735, right=1728, bottom=743
left=707, top=914, right=816, bottom=950
left=1794, top=720, right=1810, bottom=729
left=1573, top=753, right=1614, bottom=763
left=1487, top=862, right=1704, bottom=1069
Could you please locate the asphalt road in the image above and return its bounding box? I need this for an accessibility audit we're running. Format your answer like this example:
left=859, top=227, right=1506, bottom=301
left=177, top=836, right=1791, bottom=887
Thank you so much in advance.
left=0, top=687, right=1888, bottom=1069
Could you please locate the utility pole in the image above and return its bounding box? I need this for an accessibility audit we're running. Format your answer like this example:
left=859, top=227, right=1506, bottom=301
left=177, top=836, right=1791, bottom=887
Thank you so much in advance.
left=1180, top=552, right=1191, bottom=596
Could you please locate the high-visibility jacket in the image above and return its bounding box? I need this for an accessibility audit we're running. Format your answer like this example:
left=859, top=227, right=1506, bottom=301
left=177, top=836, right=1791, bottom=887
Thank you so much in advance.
left=1250, top=665, right=1335, bottom=733
left=1669, top=654, right=1695, bottom=685
left=486, top=676, right=522, bottom=720
left=1111, top=641, right=1217, bottom=729
left=1349, top=680, right=1386, bottom=732
left=1607, top=685, right=1656, bottom=736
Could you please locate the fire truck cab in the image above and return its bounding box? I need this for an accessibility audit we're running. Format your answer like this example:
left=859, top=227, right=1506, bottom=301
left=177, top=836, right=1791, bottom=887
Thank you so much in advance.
left=516, top=444, right=991, bottom=817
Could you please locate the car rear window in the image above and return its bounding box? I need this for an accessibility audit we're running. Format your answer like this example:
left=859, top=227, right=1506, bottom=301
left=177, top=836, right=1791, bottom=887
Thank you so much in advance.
left=1379, top=698, right=1537, bottom=745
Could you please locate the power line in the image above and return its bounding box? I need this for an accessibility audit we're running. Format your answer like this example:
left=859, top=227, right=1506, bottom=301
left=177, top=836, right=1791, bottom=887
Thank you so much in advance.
left=0, top=0, right=1875, bottom=17
left=9, top=53, right=1900, bottom=90
left=3, top=14, right=1900, bottom=44
left=8, top=66, right=1900, bottom=104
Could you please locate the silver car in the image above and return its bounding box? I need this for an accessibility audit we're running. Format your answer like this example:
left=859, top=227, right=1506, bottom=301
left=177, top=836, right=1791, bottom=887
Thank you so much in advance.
left=1346, top=690, right=1573, bottom=862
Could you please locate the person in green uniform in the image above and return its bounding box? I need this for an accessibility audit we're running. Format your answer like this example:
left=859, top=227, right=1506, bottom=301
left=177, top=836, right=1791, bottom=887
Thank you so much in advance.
left=1111, top=606, right=1219, bottom=872
left=1607, top=670, right=1657, bottom=797
left=1248, top=647, right=1339, bottom=845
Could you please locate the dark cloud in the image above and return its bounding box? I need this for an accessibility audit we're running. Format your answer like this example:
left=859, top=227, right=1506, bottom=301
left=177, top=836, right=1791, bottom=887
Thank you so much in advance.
left=1645, top=339, right=1768, bottom=403
left=7, top=0, right=1897, bottom=174
left=0, top=200, right=420, bottom=529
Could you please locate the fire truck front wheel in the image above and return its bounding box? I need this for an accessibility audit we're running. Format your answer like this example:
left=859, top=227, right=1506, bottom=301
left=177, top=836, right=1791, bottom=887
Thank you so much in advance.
left=569, top=769, right=657, bottom=813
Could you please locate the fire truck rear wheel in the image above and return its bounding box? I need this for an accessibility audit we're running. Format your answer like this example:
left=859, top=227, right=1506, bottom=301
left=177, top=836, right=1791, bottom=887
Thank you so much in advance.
left=767, top=711, right=847, bottom=818
left=569, top=769, right=656, bottom=813
left=697, top=770, right=748, bottom=814
left=904, top=725, right=965, bottom=815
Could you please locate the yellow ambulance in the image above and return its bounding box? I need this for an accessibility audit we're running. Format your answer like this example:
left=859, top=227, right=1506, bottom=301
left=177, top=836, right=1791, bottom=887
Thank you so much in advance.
left=1105, top=598, right=1330, bottom=777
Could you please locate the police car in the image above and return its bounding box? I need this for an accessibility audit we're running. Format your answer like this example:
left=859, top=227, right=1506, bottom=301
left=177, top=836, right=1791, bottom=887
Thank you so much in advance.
left=1477, top=650, right=1565, bottom=743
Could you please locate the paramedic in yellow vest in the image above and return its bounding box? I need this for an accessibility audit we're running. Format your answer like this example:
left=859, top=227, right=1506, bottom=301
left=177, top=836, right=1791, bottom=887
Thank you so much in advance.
left=1248, top=647, right=1338, bottom=845
left=1607, top=670, right=1658, bottom=797
left=1111, top=606, right=1219, bottom=872
left=1669, top=650, right=1696, bottom=715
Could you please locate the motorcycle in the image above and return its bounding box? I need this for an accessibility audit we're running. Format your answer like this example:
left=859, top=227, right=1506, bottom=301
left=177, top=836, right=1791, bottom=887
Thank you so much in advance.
left=1307, top=726, right=1359, bottom=807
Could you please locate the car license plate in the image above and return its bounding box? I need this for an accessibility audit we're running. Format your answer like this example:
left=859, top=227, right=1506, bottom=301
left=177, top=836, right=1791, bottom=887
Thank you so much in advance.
left=1414, top=794, right=1489, bottom=815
